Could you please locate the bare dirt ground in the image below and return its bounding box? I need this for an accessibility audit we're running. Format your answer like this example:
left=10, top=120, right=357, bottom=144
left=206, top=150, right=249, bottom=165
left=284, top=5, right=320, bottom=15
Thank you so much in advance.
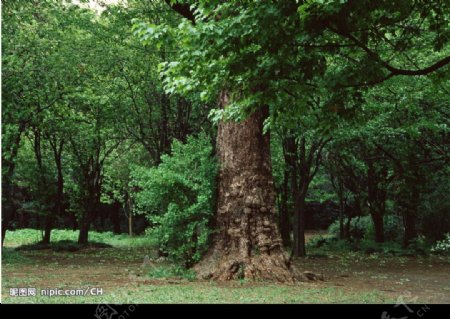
left=2, top=231, right=449, bottom=303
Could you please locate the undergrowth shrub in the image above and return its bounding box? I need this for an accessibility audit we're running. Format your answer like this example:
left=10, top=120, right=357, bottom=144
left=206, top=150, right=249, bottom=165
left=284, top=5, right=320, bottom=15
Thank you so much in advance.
left=131, top=133, right=217, bottom=267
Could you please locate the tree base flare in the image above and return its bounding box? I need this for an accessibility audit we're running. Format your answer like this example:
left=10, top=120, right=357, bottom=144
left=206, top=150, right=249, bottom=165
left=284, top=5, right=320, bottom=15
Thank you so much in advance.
left=194, top=249, right=299, bottom=282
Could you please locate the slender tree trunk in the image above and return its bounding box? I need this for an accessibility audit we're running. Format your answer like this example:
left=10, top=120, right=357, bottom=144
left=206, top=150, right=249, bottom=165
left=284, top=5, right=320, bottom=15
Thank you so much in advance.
left=284, top=135, right=306, bottom=257
left=279, top=166, right=290, bottom=247
left=403, top=210, right=417, bottom=246
left=394, top=159, right=420, bottom=247
left=128, top=214, right=133, bottom=237
left=346, top=197, right=362, bottom=239
left=402, top=182, right=419, bottom=246
left=330, top=174, right=345, bottom=239
left=112, top=202, right=121, bottom=234
left=339, top=193, right=345, bottom=240
left=2, top=178, right=17, bottom=246
left=40, top=151, right=64, bottom=244
left=43, top=216, right=53, bottom=244
left=128, top=197, right=133, bottom=237
left=194, top=92, right=293, bottom=282
left=78, top=197, right=94, bottom=245
left=1, top=220, right=8, bottom=246
left=34, top=129, right=54, bottom=245
left=160, top=93, right=170, bottom=155
left=2, top=122, right=26, bottom=246
left=72, top=212, right=78, bottom=231
left=345, top=215, right=351, bottom=239
left=367, top=162, right=386, bottom=243
left=78, top=212, right=90, bottom=245
left=371, top=212, right=385, bottom=243
left=293, top=190, right=307, bottom=257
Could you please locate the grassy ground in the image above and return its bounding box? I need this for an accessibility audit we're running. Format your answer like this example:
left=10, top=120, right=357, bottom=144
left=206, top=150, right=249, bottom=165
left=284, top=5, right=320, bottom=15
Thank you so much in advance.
left=2, top=229, right=449, bottom=304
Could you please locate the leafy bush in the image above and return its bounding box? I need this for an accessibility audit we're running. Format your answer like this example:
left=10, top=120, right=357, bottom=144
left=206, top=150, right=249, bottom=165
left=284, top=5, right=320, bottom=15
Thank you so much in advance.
left=327, top=216, right=368, bottom=239
left=358, top=239, right=404, bottom=256
left=364, top=215, right=403, bottom=242
left=431, top=233, right=450, bottom=256
left=418, top=170, right=450, bottom=242
left=405, top=235, right=430, bottom=256
left=131, top=133, right=217, bottom=266
left=307, top=235, right=333, bottom=248
left=328, top=215, right=403, bottom=241
left=307, top=235, right=354, bottom=250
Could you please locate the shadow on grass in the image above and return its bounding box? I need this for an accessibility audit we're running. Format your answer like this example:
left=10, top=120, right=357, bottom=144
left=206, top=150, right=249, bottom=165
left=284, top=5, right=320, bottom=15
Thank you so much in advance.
left=15, top=240, right=113, bottom=252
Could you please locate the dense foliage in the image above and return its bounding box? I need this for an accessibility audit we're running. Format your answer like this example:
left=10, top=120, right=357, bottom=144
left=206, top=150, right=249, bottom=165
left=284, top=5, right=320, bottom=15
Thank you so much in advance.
left=131, top=133, right=217, bottom=265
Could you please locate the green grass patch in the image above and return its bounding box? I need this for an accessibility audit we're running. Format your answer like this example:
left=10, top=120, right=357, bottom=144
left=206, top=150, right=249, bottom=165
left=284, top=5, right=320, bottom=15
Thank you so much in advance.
left=4, top=228, right=156, bottom=249
left=2, top=247, right=33, bottom=265
left=1, top=283, right=392, bottom=304
left=146, top=264, right=197, bottom=281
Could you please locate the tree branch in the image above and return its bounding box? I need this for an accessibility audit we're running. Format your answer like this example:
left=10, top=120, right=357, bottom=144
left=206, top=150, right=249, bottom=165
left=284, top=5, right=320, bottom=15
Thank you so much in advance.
left=164, top=0, right=196, bottom=24
left=329, top=26, right=450, bottom=84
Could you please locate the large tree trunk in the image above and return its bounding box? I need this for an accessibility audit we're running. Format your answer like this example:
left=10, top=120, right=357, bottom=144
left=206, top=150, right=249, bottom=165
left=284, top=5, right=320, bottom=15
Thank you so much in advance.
left=194, top=92, right=294, bottom=282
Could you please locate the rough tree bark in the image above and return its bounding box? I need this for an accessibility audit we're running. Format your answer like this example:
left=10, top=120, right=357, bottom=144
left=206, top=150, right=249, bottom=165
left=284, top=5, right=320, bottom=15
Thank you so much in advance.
left=194, top=92, right=294, bottom=282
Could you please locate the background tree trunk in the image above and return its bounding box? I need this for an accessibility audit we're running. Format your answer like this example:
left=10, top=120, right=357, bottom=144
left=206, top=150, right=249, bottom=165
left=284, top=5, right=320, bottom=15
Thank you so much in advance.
left=128, top=197, right=133, bottom=237
left=78, top=212, right=91, bottom=245
left=43, top=216, right=53, bottom=244
left=339, top=194, right=345, bottom=240
left=402, top=181, right=419, bottom=246
left=371, top=212, right=385, bottom=243
left=367, top=161, right=386, bottom=243
left=279, top=167, right=291, bottom=247
left=194, top=91, right=293, bottom=282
